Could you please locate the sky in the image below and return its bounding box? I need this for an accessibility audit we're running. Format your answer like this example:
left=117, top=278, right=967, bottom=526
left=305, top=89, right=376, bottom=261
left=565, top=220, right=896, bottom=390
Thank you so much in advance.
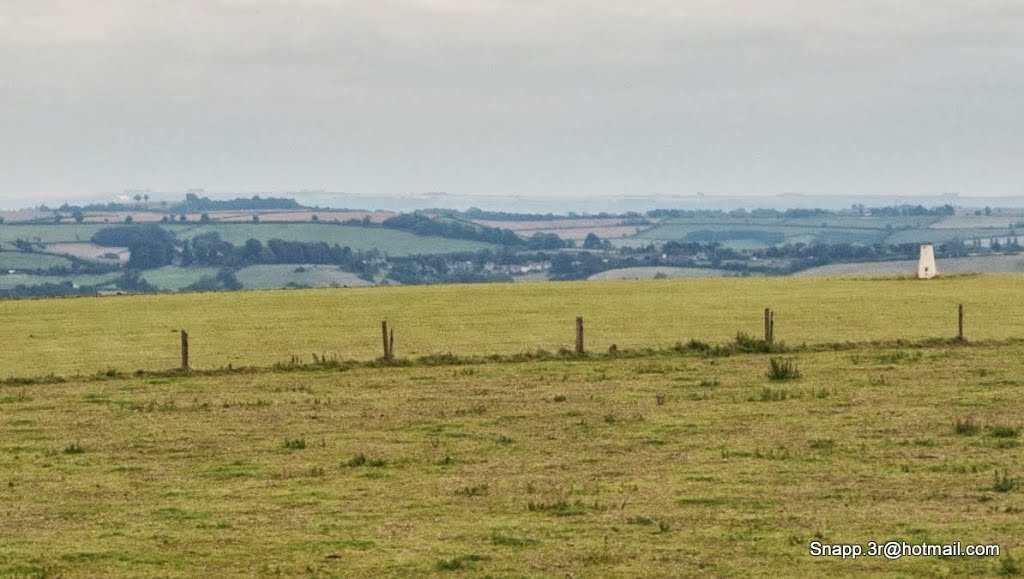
left=1, top=0, right=1022, bottom=206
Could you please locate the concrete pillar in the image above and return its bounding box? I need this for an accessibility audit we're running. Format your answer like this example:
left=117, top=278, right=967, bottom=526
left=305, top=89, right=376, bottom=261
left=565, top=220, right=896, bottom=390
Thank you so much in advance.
left=917, top=244, right=937, bottom=279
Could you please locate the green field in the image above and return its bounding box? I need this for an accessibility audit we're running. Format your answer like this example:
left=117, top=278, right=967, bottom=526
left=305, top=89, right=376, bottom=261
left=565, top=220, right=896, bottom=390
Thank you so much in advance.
left=138, top=266, right=222, bottom=291
left=0, top=272, right=121, bottom=291
left=634, top=215, right=942, bottom=248
left=1, top=340, right=1022, bottom=575
left=0, top=252, right=73, bottom=271
left=0, top=224, right=112, bottom=244
left=1, top=276, right=1023, bottom=378
left=587, top=266, right=736, bottom=280
left=235, top=264, right=371, bottom=289
left=176, top=223, right=494, bottom=255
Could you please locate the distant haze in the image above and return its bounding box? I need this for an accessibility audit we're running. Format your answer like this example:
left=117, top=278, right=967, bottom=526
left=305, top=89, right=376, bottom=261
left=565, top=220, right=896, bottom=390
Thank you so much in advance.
left=1, top=0, right=1022, bottom=205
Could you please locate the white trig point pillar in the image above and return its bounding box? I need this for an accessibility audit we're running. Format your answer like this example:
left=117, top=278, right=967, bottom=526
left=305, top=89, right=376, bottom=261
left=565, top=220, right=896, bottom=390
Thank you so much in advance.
left=917, top=244, right=937, bottom=279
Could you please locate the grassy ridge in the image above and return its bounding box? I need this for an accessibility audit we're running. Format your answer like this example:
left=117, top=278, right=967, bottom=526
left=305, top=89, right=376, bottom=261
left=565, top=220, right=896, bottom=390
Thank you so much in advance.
left=1, top=344, right=1021, bottom=575
left=2, top=275, right=1024, bottom=377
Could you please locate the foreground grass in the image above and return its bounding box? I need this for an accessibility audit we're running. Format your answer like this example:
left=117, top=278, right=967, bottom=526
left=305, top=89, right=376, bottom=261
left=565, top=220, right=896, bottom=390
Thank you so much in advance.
left=2, top=275, right=1024, bottom=377
left=1, top=343, right=1022, bottom=576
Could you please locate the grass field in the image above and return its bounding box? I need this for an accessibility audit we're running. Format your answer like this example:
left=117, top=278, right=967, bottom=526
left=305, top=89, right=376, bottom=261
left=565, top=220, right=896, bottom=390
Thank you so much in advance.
left=634, top=215, right=947, bottom=248
left=2, top=276, right=1024, bottom=378
left=587, top=267, right=736, bottom=280
left=0, top=252, right=73, bottom=271
left=0, top=224, right=112, bottom=244
left=235, top=264, right=371, bottom=289
left=1, top=342, right=1022, bottom=576
left=0, top=272, right=121, bottom=291
left=796, top=255, right=1024, bottom=277
left=139, top=267, right=222, bottom=291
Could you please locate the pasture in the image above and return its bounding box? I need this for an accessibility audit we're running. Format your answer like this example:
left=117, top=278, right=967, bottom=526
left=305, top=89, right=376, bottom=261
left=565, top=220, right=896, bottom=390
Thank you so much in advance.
left=1, top=275, right=1023, bottom=378
left=1, top=340, right=1022, bottom=576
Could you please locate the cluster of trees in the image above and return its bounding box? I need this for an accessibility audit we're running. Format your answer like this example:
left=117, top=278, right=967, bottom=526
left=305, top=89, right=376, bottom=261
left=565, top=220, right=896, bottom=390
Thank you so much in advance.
left=180, top=234, right=379, bottom=279
left=181, top=193, right=302, bottom=212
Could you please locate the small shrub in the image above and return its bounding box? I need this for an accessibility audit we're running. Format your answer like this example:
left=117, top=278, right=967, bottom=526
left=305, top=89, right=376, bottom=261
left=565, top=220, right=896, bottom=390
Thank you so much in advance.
left=491, top=533, right=539, bottom=547
left=455, top=483, right=489, bottom=497
left=283, top=438, right=306, bottom=450
left=346, top=453, right=385, bottom=467
left=993, top=470, right=1017, bottom=493
left=955, top=418, right=980, bottom=435
left=990, top=425, right=1020, bottom=439
left=759, top=387, right=789, bottom=402
left=733, top=332, right=775, bottom=353
left=657, top=520, right=671, bottom=533
left=527, top=499, right=587, bottom=516
left=435, top=554, right=488, bottom=571
left=680, top=339, right=711, bottom=353
left=766, top=358, right=801, bottom=381
left=1001, top=551, right=1021, bottom=576
left=552, top=395, right=567, bottom=402
left=808, top=438, right=835, bottom=451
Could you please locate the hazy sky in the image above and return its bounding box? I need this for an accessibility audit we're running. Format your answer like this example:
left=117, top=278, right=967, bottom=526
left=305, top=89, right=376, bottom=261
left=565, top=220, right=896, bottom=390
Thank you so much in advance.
left=1, top=0, right=1022, bottom=204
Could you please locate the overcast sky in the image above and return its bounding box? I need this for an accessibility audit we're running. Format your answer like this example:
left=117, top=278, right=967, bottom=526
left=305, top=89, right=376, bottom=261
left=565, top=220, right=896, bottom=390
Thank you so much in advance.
left=1, top=0, right=1022, bottom=204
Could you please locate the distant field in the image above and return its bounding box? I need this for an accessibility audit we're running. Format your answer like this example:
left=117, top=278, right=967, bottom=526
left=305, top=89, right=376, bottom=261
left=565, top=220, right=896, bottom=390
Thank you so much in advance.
left=0, top=272, right=121, bottom=291
left=216, top=211, right=391, bottom=222
left=2, top=276, right=1024, bottom=377
left=235, top=264, right=371, bottom=289
left=796, top=254, right=1024, bottom=276
left=471, top=217, right=627, bottom=231
left=0, top=224, right=111, bottom=244
left=0, top=252, right=73, bottom=271
left=638, top=222, right=890, bottom=247
left=176, top=223, right=494, bottom=255
left=139, top=267, right=222, bottom=291
left=931, top=214, right=1023, bottom=229
left=883, top=227, right=1015, bottom=245
left=471, top=218, right=648, bottom=240
left=587, top=267, right=735, bottom=280
left=535, top=226, right=643, bottom=240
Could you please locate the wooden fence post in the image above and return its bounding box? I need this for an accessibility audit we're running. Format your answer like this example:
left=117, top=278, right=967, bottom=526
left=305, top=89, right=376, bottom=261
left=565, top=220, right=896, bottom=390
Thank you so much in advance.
left=764, top=308, right=771, bottom=343
left=575, top=316, right=585, bottom=354
left=389, top=327, right=395, bottom=359
left=180, top=330, right=190, bottom=371
left=958, top=304, right=964, bottom=341
left=381, top=321, right=392, bottom=361
left=769, top=310, right=775, bottom=344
